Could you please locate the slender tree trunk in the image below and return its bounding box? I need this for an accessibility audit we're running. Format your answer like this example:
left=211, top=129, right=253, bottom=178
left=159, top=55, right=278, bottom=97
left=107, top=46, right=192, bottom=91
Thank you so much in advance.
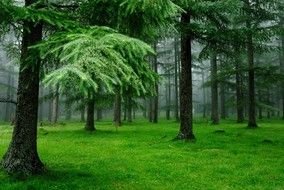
left=258, top=90, right=263, bottom=119
left=174, top=37, right=180, bottom=121
left=166, top=75, right=171, bottom=120
left=143, top=99, right=147, bottom=118
left=246, top=0, right=257, bottom=128
left=113, top=88, right=122, bottom=126
left=153, top=44, right=158, bottom=123
left=149, top=98, right=153, bottom=122
left=266, top=88, right=271, bottom=119
left=210, top=52, right=219, bottom=124
left=235, top=48, right=245, bottom=123
left=2, top=7, right=44, bottom=174
left=177, top=12, right=195, bottom=140
left=85, top=94, right=95, bottom=131
left=220, top=84, right=226, bottom=119
left=202, top=69, right=207, bottom=118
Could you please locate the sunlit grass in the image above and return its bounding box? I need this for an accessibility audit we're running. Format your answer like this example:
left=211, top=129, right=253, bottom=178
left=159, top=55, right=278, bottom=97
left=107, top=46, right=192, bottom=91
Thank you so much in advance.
left=0, top=119, right=283, bottom=190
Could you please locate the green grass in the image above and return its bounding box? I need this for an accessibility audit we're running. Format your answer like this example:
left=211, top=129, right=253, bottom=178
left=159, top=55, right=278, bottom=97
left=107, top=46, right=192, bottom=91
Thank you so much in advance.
left=0, top=119, right=283, bottom=190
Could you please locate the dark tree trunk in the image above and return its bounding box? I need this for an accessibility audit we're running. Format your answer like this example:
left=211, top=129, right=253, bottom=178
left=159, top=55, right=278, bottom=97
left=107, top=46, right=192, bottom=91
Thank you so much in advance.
left=148, top=98, right=153, bottom=122
left=166, top=74, right=171, bottom=120
left=210, top=52, right=219, bottom=124
left=266, top=88, right=271, bottom=119
left=245, top=0, right=257, bottom=128
left=153, top=44, right=159, bottom=123
left=258, top=90, right=263, bottom=119
left=174, top=37, right=180, bottom=121
left=2, top=8, right=44, bottom=175
left=220, top=84, right=226, bottom=119
left=113, top=88, right=121, bottom=126
left=143, top=99, right=147, bottom=118
left=85, top=95, right=95, bottom=131
left=235, top=52, right=245, bottom=123
left=202, top=69, right=207, bottom=118
left=177, top=12, right=195, bottom=140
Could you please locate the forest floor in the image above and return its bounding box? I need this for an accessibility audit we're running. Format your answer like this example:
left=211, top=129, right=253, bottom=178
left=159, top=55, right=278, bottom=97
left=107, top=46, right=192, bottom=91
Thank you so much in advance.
left=0, top=119, right=283, bottom=190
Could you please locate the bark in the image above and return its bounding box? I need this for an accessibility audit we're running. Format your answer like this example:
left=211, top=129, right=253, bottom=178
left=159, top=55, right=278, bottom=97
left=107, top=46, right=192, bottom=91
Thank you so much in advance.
left=246, top=22, right=257, bottom=128
left=148, top=98, right=153, bottom=122
left=153, top=43, right=159, bottom=123
left=258, top=90, right=263, bottom=119
left=220, top=84, right=226, bottom=119
left=85, top=95, right=95, bottom=131
left=2, top=6, right=44, bottom=175
left=113, top=88, right=122, bottom=126
left=266, top=88, right=271, bottom=119
left=210, top=52, right=219, bottom=124
left=177, top=12, right=195, bottom=140
left=235, top=50, right=245, bottom=123
left=174, top=37, right=180, bottom=121
left=202, top=69, right=207, bottom=118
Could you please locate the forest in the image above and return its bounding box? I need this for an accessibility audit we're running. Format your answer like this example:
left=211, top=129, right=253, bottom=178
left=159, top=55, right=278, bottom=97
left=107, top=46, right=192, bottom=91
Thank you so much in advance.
left=0, top=0, right=283, bottom=189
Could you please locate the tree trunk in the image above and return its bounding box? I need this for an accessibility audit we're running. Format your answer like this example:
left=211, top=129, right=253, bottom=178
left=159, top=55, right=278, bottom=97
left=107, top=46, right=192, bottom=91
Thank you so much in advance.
left=153, top=43, right=159, bottom=123
left=177, top=12, right=195, bottom=140
left=2, top=8, right=44, bottom=175
left=258, top=90, right=263, bottom=119
left=113, top=88, right=122, bottom=126
left=210, top=52, right=219, bottom=124
left=235, top=50, right=245, bottom=123
left=174, top=37, right=180, bottom=121
left=245, top=0, right=257, bottom=128
left=85, top=95, right=95, bottom=131
left=148, top=98, right=153, bottom=122
left=202, top=69, right=207, bottom=118
left=220, top=83, right=226, bottom=119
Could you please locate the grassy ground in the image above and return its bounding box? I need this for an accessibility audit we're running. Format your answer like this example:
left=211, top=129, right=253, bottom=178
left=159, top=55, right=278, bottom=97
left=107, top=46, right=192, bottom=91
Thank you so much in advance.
left=0, top=119, right=283, bottom=190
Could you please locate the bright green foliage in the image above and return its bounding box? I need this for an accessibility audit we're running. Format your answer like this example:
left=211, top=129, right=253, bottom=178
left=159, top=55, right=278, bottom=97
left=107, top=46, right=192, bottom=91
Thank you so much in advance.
left=0, top=119, right=283, bottom=189
left=35, top=26, right=157, bottom=95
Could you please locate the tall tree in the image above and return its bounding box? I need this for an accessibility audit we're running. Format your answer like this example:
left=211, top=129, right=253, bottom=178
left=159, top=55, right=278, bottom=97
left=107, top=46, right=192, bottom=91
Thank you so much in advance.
left=210, top=52, right=219, bottom=124
left=2, top=0, right=44, bottom=174
left=177, top=12, right=195, bottom=140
